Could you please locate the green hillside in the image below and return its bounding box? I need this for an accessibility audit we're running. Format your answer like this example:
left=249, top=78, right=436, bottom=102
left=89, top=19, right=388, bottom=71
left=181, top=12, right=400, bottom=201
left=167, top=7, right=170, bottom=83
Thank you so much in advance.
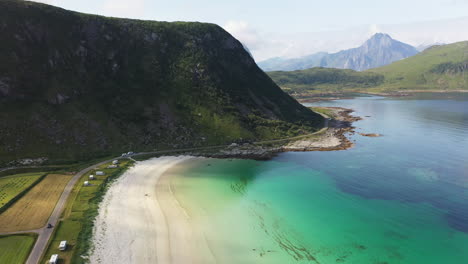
left=369, top=41, right=468, bottom=91
left=267, top=41, right=468, bottom=96
left=0, top=0, right=323, bottom=166
left=268, top=67, right=383, bottom=94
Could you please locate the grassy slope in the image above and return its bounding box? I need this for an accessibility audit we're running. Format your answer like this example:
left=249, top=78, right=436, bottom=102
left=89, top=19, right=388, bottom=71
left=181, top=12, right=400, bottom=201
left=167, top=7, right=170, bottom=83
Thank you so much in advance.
left=0, top=0, right=322, bottom=166
left=267, top=41, right=468, bottom=95
left=0, top=234, right=37, bottom=264
left=267, top=67, right=384, bottom=95
left=368, top=41, right=468, bottom=91
left=308, top=107, right=336, bottom=118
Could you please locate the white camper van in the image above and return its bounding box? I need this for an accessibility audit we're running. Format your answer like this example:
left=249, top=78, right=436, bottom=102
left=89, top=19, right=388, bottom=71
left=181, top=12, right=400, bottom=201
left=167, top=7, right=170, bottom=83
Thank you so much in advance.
left=59, top=240, right=67, bottom=251
left=49, top=254, right=58, bottom=264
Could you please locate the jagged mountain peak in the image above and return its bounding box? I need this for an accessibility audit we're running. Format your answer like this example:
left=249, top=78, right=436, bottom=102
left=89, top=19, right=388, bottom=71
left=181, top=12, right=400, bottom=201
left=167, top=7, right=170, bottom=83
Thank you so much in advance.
left=258, top=33, right=418, bottom=71
left=369, top=32, right=392, bottom=39
left=364, top=33, right=393, bottom=46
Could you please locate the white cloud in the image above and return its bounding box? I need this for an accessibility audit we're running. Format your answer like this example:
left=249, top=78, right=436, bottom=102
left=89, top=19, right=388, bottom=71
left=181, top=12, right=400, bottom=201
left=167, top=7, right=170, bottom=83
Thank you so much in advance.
left=223, top=20, right=386, bottom=61
left=377, top=16, right=468, bottom=46
left=368, top=24, right=381, bottom=35
left=223, top=21, right=263, bottom=50
left=223, top=20, right=328, bottom=61
left=232, top=16, right=468, bottom=62
left=446, top=0, right=468, bottom=5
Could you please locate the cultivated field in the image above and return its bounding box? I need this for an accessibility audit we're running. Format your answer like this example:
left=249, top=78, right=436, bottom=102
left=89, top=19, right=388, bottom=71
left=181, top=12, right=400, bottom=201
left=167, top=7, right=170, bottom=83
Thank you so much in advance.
left=0, top=172, right=44, bottom=211
left=0, top=234, right=37, bottom=264
left=0, top=174, right=73, bottom=232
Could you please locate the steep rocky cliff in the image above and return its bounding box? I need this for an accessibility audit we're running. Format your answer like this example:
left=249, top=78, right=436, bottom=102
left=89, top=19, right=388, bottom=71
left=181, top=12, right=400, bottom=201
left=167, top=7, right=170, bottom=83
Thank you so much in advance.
left=0, top=0, right=322, bottom=165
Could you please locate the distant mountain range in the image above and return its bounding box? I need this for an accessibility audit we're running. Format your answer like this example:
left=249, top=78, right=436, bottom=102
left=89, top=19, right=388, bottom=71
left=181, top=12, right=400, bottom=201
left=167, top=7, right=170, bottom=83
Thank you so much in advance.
left=258, top=33, right=420, bottom=71
left=267, top=41, right=468, bottom=95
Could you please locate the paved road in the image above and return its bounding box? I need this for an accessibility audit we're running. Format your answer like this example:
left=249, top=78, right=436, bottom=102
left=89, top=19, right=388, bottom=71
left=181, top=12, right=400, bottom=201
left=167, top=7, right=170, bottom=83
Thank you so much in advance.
left=25, top=159, right=115, bottom=264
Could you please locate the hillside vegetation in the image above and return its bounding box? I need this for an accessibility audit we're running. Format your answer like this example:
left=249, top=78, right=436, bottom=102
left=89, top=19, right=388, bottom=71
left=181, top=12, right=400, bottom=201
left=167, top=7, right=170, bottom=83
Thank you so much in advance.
left=369, top=41, right=468, bottom=91
left=268, top=41, right=468, bottom=96
left=268, top=68, right=383, bottom=95
left=0, top=0, right=322, bottom=165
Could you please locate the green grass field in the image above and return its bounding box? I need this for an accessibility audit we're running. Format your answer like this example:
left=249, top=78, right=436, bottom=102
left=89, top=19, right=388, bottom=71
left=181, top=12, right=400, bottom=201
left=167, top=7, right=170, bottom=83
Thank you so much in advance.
left=42, top=160, right=133, bottom=264
left=0, top=234, right=37, bottom=264
left=0, top=172, right=44, bottom=211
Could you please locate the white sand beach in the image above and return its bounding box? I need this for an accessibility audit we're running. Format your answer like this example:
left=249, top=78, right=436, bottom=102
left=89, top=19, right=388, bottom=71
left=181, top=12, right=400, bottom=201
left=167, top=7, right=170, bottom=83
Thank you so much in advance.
left=88, top=156, right=216, bottom=264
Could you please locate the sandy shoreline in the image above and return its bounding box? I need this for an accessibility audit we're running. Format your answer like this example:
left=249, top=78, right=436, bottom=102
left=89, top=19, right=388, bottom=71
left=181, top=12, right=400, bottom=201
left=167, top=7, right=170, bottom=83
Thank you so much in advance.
left=87, top=107, right=364, bottom=263
left=89, top=156, right=215, bottom=264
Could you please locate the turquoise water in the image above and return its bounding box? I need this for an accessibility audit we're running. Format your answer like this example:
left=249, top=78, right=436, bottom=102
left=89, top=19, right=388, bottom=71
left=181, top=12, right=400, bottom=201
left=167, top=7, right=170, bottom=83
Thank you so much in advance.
left=171, top=94, right=468, bottom=264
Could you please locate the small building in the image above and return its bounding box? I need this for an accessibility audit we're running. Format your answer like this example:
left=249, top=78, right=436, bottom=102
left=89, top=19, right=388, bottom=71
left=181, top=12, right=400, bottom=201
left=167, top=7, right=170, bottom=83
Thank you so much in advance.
left=59, top=240, right=67, bottom=251
left=49, top=254, right=58, bottom=264
left=107, top=165, right=118, bottom=169
left=89, top=175, right=95, bottom=180
left=83, top=181, right=90, bottom=186
left=112, top=160, right=119, bottom=165
left=96, top=171, right=105, bottom=176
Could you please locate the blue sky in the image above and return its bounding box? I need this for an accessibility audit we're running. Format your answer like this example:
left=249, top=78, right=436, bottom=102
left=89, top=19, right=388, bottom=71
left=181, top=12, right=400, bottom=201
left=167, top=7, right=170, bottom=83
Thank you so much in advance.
left=33, top=0, right=468, bottom=60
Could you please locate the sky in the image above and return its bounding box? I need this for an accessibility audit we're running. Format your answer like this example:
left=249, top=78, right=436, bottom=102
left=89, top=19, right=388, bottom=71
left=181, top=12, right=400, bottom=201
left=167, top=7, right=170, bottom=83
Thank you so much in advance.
left=31, top=0, right=468, bottom=61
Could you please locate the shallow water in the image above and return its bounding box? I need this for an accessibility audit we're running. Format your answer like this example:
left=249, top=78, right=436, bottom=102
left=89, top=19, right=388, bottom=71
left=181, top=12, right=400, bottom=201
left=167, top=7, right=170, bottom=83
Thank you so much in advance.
left=171, top=94, right=468, bottom=264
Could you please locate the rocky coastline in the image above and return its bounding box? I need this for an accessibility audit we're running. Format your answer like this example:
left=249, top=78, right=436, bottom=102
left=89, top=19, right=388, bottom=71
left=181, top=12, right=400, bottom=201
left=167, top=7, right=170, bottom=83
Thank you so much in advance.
left=191, top=107, right=362, bottom=160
